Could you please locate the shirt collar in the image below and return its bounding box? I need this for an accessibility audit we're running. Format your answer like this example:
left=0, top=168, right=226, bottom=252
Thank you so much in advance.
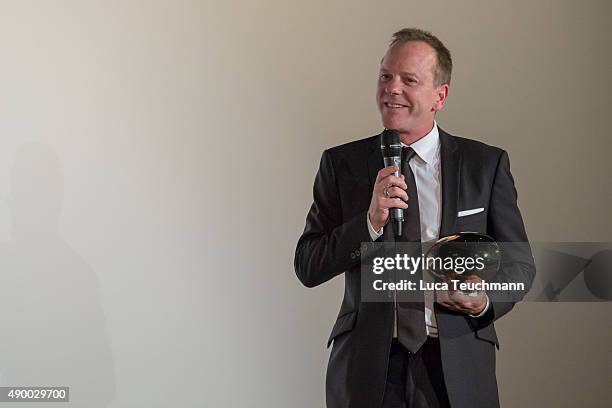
left=401, top=120, right=440, bottom=165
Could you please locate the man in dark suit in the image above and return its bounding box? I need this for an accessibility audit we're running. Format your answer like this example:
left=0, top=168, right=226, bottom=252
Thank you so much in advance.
left=294, top=28, right=535, bottom=407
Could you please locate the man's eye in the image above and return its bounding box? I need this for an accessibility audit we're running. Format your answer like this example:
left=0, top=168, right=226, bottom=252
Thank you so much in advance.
left=404, top=78, right=417, bottom=84
left=379, top=74, right=390, bottom=80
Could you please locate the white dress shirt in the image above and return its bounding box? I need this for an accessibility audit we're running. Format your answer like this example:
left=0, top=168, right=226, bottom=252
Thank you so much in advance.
left=367, top=121, right=489, bottom=337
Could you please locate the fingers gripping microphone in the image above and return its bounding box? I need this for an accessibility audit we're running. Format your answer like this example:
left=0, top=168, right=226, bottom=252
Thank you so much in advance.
left=381, top=129, right=404, bottom=237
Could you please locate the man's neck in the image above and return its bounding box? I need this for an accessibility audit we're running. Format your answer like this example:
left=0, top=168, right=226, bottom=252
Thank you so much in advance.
left=399, top=122, right=436, bottom=145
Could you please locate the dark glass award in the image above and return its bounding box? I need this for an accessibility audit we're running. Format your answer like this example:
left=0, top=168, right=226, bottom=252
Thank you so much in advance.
left=425, top=232, right=501, bottom=296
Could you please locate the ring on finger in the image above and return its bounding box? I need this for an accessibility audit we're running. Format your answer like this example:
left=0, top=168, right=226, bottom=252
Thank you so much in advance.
left=383, top=185, right=390, bottom=198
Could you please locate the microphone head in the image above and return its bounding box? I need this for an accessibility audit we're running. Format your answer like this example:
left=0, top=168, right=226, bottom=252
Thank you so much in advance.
left=381, top=129, right=402, bottom=158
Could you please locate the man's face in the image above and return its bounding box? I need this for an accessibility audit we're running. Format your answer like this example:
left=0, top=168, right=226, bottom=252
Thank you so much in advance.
left=377, top=41, right=448, bottom=138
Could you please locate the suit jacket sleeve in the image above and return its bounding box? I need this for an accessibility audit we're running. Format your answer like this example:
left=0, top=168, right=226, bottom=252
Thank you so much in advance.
left=471, top=150, right=536, bottom=329
left=294, top=149, right=374, bottom=288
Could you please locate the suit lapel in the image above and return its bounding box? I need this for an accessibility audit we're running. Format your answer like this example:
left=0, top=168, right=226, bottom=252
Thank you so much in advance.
left=439, top=128, right=461, bottom=237
left=367, top=133, right=384, bottom=188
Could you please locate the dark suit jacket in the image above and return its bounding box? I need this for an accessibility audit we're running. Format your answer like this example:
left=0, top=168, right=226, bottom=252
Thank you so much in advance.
left=294, top=128, right=535, bottom=408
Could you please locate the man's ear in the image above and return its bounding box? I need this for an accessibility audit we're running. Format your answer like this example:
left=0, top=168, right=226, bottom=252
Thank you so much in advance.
left=432, top=84, right=449, bottom=112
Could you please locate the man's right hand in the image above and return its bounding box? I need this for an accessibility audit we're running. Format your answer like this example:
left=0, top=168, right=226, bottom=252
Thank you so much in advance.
left=367, top=165, right=409, bottom=232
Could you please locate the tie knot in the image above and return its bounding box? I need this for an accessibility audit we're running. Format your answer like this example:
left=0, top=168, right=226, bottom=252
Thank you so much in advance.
left=403, top=146, right=417, bottom=162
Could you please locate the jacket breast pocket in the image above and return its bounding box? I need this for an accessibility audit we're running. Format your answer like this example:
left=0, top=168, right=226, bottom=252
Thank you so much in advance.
left=456, top=211, right=487, bottom=233
left=327, top=311, right=357, bottom=348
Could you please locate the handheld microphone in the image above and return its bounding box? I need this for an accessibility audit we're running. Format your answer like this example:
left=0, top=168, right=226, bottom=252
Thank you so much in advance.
left=380, top=129, right=404, bottom=237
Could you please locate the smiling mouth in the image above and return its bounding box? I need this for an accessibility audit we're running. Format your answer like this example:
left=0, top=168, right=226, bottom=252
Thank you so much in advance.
left=384, top=102, right=409, bottom=109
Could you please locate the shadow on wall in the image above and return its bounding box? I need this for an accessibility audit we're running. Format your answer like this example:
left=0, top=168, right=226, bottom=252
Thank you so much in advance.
left=0, top=142, right=115, bottom=407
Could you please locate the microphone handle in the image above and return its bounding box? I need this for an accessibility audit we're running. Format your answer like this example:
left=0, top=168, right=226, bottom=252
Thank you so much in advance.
left=383, top=157, right=404, bottom=236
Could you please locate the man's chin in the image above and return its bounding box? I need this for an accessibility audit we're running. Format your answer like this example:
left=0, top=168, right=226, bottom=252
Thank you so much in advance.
left=382, top=120, right=410, bottom=133
left=381, top=118, right=434, bottom=136
left=381, top=114, right=411, bottom=129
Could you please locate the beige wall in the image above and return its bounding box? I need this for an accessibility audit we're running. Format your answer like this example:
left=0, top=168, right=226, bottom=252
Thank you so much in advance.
left=0, top=0, right=610, bottom=407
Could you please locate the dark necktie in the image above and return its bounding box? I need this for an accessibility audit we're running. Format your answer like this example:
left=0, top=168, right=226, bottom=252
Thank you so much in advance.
left=396, top=147, right=427, bottom=353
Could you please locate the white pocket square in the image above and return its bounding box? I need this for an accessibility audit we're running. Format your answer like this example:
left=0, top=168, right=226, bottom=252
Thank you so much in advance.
left=457, top=208, right=484, bottom=217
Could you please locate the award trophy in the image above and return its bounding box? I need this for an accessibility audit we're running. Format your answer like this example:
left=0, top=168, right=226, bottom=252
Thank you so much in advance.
left=425, top=232, right=501, bottom=297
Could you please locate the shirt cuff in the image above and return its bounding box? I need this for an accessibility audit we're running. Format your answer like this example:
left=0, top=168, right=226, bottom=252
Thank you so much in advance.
left=469, top=294, right=490, bottom=318
left=366, top=213, right=384, bottom=241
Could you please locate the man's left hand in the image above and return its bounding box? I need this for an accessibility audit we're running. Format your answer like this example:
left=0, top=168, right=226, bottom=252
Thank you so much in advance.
left=435, top=275, right=487, bottom=315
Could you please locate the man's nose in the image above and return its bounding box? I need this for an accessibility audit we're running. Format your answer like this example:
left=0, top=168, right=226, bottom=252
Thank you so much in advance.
left=385, top=77, right=402, bottom=95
